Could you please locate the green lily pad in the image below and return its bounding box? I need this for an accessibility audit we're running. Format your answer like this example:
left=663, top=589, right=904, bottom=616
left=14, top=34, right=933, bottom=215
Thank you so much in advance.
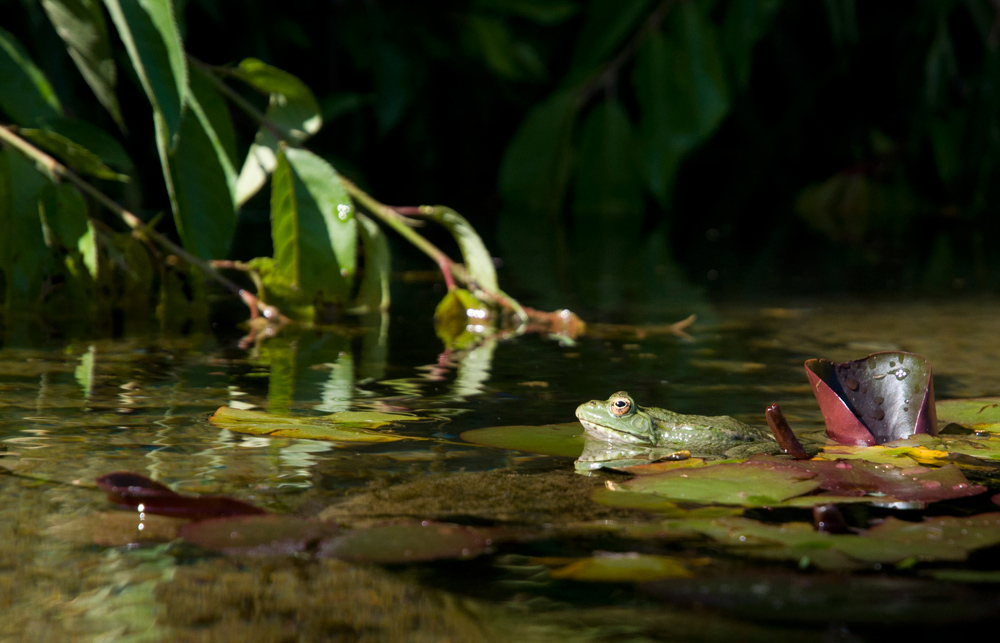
left=936, top=397, right=1000, bottom=433
left=544, top=553, right=695, bottom=582
left=820, top=432, right=1000, bottom=471
left=209, top=406, right=416, bottom=442
left=590, top=489, right=741, bottom=518
left=459, top=422, right=584, bottom=457
left=618, top=461, right=820, bottom=507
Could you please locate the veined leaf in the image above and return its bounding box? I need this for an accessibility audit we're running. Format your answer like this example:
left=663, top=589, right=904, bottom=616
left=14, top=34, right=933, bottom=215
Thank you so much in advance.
left=0, top=27, right=64, bottom=125
left=498, top=89, right=579, bottom=212
left=353, top=214, right=391, bottom=312
left=232, top=58, right=322, bottom=206
left=20, top=128, right=128, bottom=182
left=271, top=148, right=357, bottom=303
left=41, top=0, right=123, bottom=127
left=102, top=0, right=186, bottom=145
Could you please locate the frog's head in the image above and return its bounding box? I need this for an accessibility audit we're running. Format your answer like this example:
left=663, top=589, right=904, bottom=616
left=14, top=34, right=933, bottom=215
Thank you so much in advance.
left=574, top=391, right=655, bottom=445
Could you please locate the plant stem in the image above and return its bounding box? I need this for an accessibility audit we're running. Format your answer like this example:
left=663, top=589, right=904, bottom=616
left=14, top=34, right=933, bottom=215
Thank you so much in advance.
left=0, top=123, right=276, bottom=318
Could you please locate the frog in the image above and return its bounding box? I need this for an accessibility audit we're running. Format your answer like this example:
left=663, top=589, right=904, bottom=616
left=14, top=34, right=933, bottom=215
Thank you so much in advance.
left=574, top=391, right=782, bottom=460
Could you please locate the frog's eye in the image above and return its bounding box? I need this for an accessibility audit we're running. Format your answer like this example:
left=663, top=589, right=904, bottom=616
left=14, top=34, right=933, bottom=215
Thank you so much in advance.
left=610, top=397, right=632, bottom=416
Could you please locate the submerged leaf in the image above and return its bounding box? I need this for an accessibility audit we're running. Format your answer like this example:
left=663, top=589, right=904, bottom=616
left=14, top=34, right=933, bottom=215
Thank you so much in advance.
left=805, top=352, right=936, bottom=445
left=434, top=289, right=493, bottom=349
left=179, top=515, right=334, bottom=556
left=460, top=422, right=585, bottom=457
left=547, top=553, right=695, bottom=582
left=318, top=522, right=498, bottom=563
left=209, top=406, right=413, bottom=442
left=95, top=471, right=267, bottom=520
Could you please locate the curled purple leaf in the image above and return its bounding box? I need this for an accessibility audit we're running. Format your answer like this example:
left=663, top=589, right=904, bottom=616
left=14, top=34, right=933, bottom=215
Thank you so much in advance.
left=805, top=352, right=937, bottom=445
left=95, top=471, right=267, bottom=520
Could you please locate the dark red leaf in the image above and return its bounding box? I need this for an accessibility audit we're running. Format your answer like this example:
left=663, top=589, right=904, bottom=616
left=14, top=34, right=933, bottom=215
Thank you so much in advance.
left=95, top=471, right=267, bottom=520
left=813, top=504, right=851, bottom=534
left=805, top=352, right=937, bottom=445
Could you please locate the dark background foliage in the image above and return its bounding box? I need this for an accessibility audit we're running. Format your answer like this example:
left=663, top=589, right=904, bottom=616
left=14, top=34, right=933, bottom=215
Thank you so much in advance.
left=4, top=0, right=1000, bottom=319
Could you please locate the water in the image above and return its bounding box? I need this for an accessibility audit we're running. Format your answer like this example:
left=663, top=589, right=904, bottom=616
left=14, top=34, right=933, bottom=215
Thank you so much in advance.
left=2, top=299, right=1000, bottom=640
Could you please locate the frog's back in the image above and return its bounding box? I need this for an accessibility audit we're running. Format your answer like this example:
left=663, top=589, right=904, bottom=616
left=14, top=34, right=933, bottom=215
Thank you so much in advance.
left=643, top=406, right=777, bottom=456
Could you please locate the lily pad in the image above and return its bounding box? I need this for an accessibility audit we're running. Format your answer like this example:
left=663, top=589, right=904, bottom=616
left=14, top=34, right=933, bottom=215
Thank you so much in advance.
left=819, top=432, right=1000, bottom=471
left=95, top=472, right=267, bottom=520
left=805, top=352, right=936, bottom=445
left=936, top=397, right=1000, bottom=433
left=318, top=522, right=499, bottom=563
left=178, top=515, right=335, bottom=555
left=459, top=422, right=584, bottom=457
left=209, top=406, right=416, bottom=442
left=618, top=461, right=820, bottom=507
left=544, top=553, right=696, bottom=582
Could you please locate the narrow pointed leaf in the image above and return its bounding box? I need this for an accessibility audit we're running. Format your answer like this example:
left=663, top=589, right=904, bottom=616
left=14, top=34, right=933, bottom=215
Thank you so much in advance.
left=423, top=207, right=497, bottom=292
left=38, top=181, right=98, bottom=279
left=41, top=0, right=123, bottom=126
left=353, top=213, right=391, bottom=311
left=20, top=128, right=128, bottom=181
left=231, top=58, right=321, bottom=205
left=0, top=27, right=64, bottom=125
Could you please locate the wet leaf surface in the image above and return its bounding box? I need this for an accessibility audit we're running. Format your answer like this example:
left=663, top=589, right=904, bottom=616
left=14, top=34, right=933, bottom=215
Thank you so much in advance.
left=208, top=406, right=414, bottom=442
left=806, top=352, right=936, bottom=445
left=459, top=422, right=584, bottom=457
left=820, top=432, right=1000, bottom=471
left=937, top=397, right=1000, bottom=433
left=96, top=472, right=267, bottom=520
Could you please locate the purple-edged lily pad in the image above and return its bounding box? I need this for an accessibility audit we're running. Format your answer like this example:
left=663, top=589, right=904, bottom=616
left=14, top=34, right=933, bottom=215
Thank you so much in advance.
left=178, top=515, right=335, bottom=555
left=805, top=352, right=937, bottom=445
left=96, top=472, right=267, bottom=520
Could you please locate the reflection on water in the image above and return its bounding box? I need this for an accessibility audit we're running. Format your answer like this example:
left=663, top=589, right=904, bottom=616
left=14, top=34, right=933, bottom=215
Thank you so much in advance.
left=1, top=299, right=999, bottom=639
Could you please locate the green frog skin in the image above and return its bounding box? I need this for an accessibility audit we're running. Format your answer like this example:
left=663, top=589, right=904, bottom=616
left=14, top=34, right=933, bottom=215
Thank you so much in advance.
left=574, top=391, right=781, bottom=459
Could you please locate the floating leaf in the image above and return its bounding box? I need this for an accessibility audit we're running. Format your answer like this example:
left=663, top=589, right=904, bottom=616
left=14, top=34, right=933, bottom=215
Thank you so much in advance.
left=805, top=352, right=936, bottom=445
left=820, top=433, right=1000, bottom=471
left=460, top=422, right=584, bottom=457
left=575, top=437, right=694, bottom=473
left=618, top=461, right=820, bottom=507
left=937, top=397, right=1000, bottom=434
left=547, top=553, right=695, bottom=582
left=318, top=522, right=497, bottom=563
left=95, top=471, right=267, bottom=520
left=178, top=515, right=334, bottom=556
left=209, top=406, right=413, bottom=442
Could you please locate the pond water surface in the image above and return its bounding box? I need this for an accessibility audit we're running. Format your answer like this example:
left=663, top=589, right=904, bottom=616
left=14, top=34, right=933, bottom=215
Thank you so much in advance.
left=2, top=299, right=1000, bottom=641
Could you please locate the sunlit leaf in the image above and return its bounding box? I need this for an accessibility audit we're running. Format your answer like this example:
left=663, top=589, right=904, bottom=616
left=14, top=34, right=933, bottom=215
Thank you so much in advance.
left=820, top=433, right=1000, bottom=471
left=318, top=522, right=497, bottom=563
left=38, top=181, right=98, bottom=280
left=423, top=207, right=498, bottom=292
left=937, top=397, right=1000, bottom=433
left=0, top=27, right=64, bottom=125
left=498, top=89, right=579, bottom=212
left=619, top=461, right=820, bottom=507
left=352, top=214, right=391, bottom=312
left=20, top=128, right=128, bottom=182
left=434, top=289, right=493, bottom=349
left=547, top=553, right=694, bottom=582
left=179, top=515, right=335, bottom=556
left=232, top=58, right=322, bottom=206
left=460, top=422, right=584, bottom=457
left=271, top=147, right=357, bottom=304
left=805, top=352, right=936, bottom=445
left=41, top=0, right=124, bottom=127
left=208, top=406, right=412, bottom=442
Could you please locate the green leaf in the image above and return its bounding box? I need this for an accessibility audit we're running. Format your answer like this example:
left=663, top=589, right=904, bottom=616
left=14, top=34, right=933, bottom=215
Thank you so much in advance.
left=0, top=27, right=64, bottom=125
left=621, top=461, right=820, bottom=507
left=271, top=148, right=357, bottom=303
left=423, top=207, right=498, bottom=292
left=20, top=128, right=128, bottom=182
left=102, top=0, right=186, bottom=144
left=319, top=523, right=498, bottom=563
left=546, top=553, right=694, bottom=582
left=460, top=422, right=585, bottom=457
left=40, top=0, right=124, bottom=127
left=38, top=181, right=98, bottom=280
left=473, top=0, right=579, bottom=23
left=466, top=15, right=527, bottom=80
left=231, top=58, right=322, bottom=206
left=433, top=289, right=493, bottom=349
left=353, top=214, right=391, bottom=312
left=570, top=0, right=654, bottom=72
left=572, top=100, right=643, bottom=218
left=43, top=118, right=135, bottom=177
left=208, top=406, right=412, bottom=442
left=937, top=397, right=1000, bottom=433
left=498, top=90, right=579, bottom=212
left=721, top=0, right=782, bottom=88
left=0, top=149, right=53, bottom=308
left=633, top=6, right=730, bottom=205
